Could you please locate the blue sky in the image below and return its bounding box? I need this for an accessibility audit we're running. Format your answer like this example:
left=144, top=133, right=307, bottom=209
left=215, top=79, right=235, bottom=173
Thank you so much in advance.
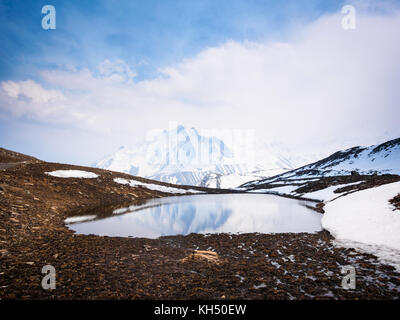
left=0, top=0, right=343, bottom=81
left=1, top=0, right=400, bottom=165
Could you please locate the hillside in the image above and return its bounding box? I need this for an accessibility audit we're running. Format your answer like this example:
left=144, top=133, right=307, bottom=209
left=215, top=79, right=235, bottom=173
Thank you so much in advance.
left=241, top=137, right=400, bottom=193
left=1, top=147, right=399, bottom=299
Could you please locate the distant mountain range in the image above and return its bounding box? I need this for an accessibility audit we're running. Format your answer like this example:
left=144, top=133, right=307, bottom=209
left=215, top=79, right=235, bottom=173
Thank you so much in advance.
left=241, top=137, right=400, bottom=189
left=94, top=124, right=318, bottom=188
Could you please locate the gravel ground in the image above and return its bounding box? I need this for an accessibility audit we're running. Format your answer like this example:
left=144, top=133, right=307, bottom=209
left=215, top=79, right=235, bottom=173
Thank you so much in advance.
left=1, top=150, right=399, bottom=300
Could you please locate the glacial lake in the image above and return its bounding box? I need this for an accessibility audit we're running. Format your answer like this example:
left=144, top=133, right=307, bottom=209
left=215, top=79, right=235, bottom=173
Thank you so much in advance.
left=65, top=194, right=322, bottom=239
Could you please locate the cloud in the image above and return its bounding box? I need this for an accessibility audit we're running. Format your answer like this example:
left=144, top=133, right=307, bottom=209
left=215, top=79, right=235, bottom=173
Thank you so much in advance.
left=97, top=59, right=137, bottom=82
left=1, top=6, right=400, bottom=162
left=2, top=80, right=65, bottom=104
left=0, top=80, right=66, bottom=119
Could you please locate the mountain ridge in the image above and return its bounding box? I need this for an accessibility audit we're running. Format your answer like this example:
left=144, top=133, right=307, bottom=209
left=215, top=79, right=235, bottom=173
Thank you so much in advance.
left=94, top=124, right=316, bottom=188
left=241, top=137, right=400, bottom=189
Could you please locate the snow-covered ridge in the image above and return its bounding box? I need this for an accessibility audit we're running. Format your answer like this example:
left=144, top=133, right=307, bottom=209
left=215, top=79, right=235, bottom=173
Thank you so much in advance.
left=46, top=170, right=99, bottom=178
left=246, top=180, right=364, bottom=202
left=299, top=181, right=364, bottom=201
left=113, top=178, right=204, bottom=194
left=242, top=137, right=400, bottom=188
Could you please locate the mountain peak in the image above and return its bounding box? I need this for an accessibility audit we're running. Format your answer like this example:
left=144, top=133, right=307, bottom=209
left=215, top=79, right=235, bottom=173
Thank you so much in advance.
left=167, top=123, right=186, bottom=133
left=95, top=125, right=317, bottom=188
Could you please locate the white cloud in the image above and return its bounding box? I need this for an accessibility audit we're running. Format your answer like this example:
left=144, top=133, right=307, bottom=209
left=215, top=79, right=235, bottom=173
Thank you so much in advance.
left=0, top=80, right=66, bottom=119
left=2, top=80, right=65, bottom=104
left=98, top=59, right=137, bottom=82
left=1, top=7, right=400, bottom=161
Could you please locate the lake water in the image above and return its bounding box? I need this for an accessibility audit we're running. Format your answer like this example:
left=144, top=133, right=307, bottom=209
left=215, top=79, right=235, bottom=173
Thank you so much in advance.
left=65, top=194, right=322, bottom=239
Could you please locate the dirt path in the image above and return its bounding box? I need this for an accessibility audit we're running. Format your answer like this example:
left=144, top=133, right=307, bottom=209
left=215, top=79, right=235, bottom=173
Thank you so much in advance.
left=0, top=162, right=29, bottom=170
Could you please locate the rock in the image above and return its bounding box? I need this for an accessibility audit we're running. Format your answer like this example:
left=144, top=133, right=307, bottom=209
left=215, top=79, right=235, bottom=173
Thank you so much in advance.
left=0, top=249, right=8, bottom=258
left=180, top=250, right=221, bottom=264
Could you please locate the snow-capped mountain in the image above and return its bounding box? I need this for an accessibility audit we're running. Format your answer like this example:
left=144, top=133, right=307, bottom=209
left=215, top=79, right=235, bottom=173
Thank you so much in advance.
left=96, top=125, right=247, bottom=187
left=95, top=124, right=317, bottom=188
left=241, top=137, right=400, bottom=188
left=202, top=142, right=320, bottom=188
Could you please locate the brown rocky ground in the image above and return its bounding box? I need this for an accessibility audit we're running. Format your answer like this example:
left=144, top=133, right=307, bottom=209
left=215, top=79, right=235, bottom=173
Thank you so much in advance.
left=0, top=147, right=40, bottom=163
left=0, top=148, right=399, bottom=299
left=249, top=174, right=400, bottom=196
left=390, top=194, right=400, bottom=210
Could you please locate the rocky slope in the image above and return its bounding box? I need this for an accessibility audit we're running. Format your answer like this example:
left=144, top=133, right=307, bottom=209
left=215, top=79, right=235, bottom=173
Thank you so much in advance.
left=1, top=147, right=400, bottom=299
left=241, top=137, right=400, bottom=191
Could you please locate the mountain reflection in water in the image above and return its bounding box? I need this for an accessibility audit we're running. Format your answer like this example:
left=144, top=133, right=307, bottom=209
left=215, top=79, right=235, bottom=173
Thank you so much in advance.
left=66, top=194, right=322, bottom=239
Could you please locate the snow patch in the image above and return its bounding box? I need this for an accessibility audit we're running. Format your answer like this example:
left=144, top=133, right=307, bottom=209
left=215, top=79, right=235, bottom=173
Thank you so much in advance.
left=113, top=177, right=203, bottom=194
left=322, top=182, right=400, bottom=270
left=253, top=283, right=267, bottom=289
left=333, top=239, right=400, bottom=273
left=301, top=181, right=364, bottom=202
left=248, top=185, right=300, bottom=194
left=46, top=170, right=98, bottom=178
left=65, top=215, right=97, bottom=223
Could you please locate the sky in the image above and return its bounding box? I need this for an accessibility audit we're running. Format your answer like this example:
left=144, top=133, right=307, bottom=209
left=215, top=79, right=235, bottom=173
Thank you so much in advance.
left=1, top=0, right=400, bottom=165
